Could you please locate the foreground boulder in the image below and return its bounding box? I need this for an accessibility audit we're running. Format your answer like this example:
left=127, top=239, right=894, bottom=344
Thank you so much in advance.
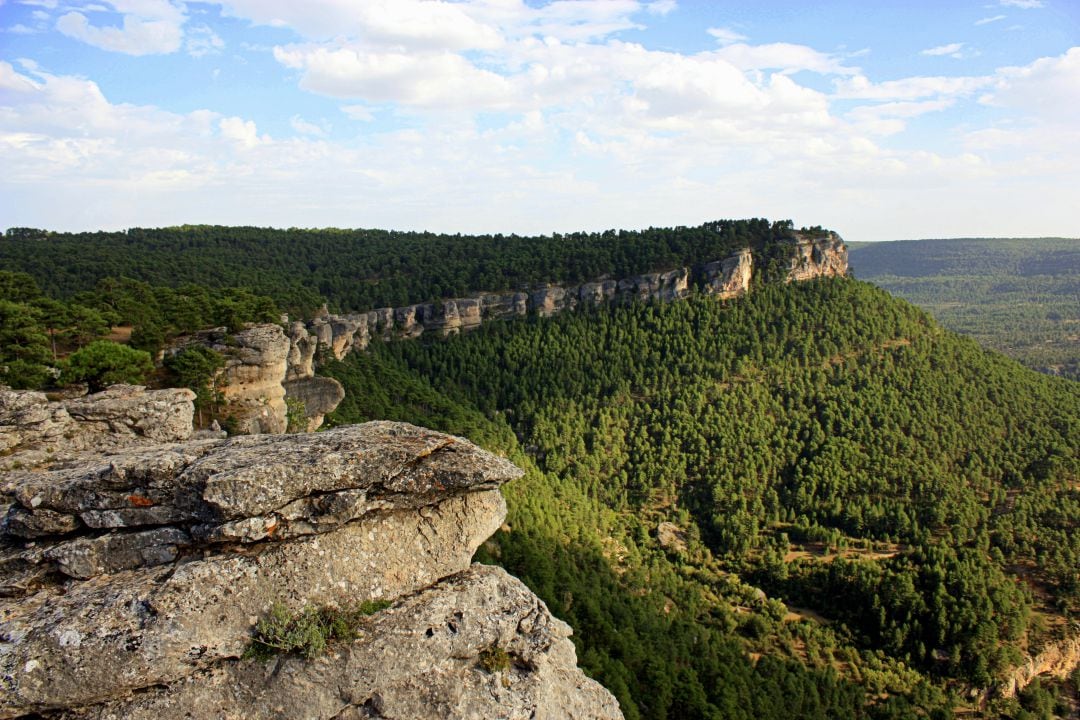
left=0, top=422, right=621, bottom=719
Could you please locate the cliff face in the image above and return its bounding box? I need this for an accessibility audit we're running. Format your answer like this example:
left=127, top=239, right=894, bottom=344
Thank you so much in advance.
left=158, top=233, right=846, bottom=436
left=787, top=231, right=848, bottom=283
left=0, top=393, right=622, bottom=719
left=998, top=631, right=1080, bottom=699
left=299, top=233, right=847, bottom=367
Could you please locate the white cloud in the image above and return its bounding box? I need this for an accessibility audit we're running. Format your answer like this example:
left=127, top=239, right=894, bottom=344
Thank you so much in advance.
left=707, top=27, right=747, bottom=46
left=218, top=0, right=503, bottom=49
left=341, top=105, right=374, bottom=121
left=6, top=23, right=36, bottom=33
left=999, top=0, right=1043, bottom=8
left=713, top=42, right=858, bottom=75
left=646, top=0, right=676, bottom=15
left=219, top=116, right=265, bottom=148
left=290, top=115, right=325, bottom=136
left=921, top=42, right=965, bottom=58
left=847, top=99, right=955, bottom=135
left=274, top=44, right=515, bottom=109
left=976, top=15, right=1006, bottom=25
left=185, top=24, right=223, bottom=58
left=983, top=47, right=1080, bottom=123
left=834, top=73, right=992, bottom=100
left=56, top=1, right=186, bottom=55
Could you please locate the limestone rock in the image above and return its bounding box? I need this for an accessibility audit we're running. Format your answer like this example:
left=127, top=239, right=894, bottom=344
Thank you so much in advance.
left=51, top=565, right=622, bottom=720
left=0, top=422, right=527, bottom=718
left=787, top=231, right=848, bottom=282
left=282, top=376, right=346, bottom=431
left=702, top=248, right=753, bottom=299
left=217, top=325, right=291, bottom=435
left=0, top=386, right=195, bottom=471
left=285, top=322, right=317, bottom=381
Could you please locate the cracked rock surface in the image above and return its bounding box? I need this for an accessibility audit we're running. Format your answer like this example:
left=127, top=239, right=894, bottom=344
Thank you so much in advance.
left=1, top=420, right=618, bottom=719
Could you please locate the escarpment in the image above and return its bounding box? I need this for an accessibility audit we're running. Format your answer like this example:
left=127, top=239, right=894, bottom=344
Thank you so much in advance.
left=159, top=232, right=846, bottom=436
left=0, top=396, right=622, bottom=719
left=296, top=231, right=847, bottom=365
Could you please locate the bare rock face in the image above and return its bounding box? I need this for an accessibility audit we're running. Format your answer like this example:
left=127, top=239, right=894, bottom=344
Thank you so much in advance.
left=55, top=565, right=623, bottom=720
left=0, top=422, right=620, bottom=720
left=217, top=325, right=291, bottom=435
left=702, top=248, right=753, bottom=299
left=787, top=231, right=848, bottom=282
left=0, top=423, right=618, bottom=719
left=282, top=376, right=346, bottom=431
left=285, top=321, right=317, bottom=381
left=998, top=631, right=1080, bottom=699
left=0, top=386, right=195, bottom=471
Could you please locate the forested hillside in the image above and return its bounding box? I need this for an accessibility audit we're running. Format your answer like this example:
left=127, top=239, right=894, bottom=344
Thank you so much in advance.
left=4, top=224, right=1078, bottom=718
left=849, top=239, right=1079, bottom=380
left=323, top=278, right=1079, bottom=720
left=0, top=220, right=803, bottom=313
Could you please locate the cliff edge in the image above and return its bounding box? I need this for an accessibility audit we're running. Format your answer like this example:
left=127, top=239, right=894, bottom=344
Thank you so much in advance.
left=0, top=391, right=622, bottom=719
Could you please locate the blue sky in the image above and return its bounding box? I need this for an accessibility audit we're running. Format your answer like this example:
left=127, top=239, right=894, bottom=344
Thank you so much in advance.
left=1, top=0, right=1077, bottom=241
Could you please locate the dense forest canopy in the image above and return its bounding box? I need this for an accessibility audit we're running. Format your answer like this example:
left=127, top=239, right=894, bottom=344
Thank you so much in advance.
left=322, top=278, right=1080, bottom=720
left=849, top=238, right=1080, bottom=380
left=1, top=220, right=805, bottom=314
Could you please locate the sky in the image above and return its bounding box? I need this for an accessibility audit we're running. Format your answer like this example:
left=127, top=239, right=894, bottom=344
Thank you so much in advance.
left=1, top=0, right=1078, bottom=241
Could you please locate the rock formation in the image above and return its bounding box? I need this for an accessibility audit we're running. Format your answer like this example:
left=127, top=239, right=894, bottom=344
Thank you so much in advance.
left=702, top=248, right=753, bottom=299
left=0, top=419, right=622, bottom=719
left=0, top=385, right=195, bottom=472
left=787, top=231, right=848, bottom=283
left=298, top=233, right=848, bottom=367
left=157, top=232, right=846, bottom=437
left=998, top=630, right=1080, bottom=699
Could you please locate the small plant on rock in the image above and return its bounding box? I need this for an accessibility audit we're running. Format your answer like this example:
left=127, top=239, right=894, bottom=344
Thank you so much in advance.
left=244, top=598, right=392, bottom=661
left=478, top=645, right=511, bottom=674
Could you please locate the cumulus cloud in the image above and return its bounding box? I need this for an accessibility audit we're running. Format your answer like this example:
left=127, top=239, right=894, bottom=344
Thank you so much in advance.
left=274, top=44, right=515, bottom=109
left=983, top=47, right=1080, bottom=123
left=56, top=0, right=186, bottom=55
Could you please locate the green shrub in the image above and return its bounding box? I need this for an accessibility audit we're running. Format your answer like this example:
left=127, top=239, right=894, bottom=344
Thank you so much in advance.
left=244, top=598, right=392, bottom=661
left=61, top=341, right=153, bottom=392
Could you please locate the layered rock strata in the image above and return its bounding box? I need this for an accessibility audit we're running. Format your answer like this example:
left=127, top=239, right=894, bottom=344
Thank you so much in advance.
left=164, top=232, right=846, bottom=436
left=0, top=385, right=195, bottom=472
left=0, top=421, right=621, bottom=719
left=297, top=233, right=848, bottom=367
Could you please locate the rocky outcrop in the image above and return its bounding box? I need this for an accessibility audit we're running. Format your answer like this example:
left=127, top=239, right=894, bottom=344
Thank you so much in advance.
left=787, top=231, right=848, bottom=283
left=299, top=235, right=847, bottom=369
left=283, top=376, right=346, bottom=432
left=702, top=248, right=753, bottom=299
left=0, top=385, right=195, bottom=471
left=0, top=422, right=621, bottom=719
left=998, top=631, right=1080, bottom=699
